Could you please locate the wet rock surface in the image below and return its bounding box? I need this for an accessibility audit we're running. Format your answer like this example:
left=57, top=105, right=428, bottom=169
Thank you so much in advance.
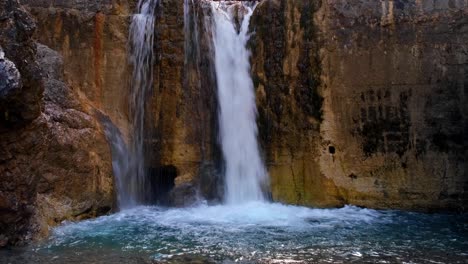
left=150, top=0, right=221, bottom=204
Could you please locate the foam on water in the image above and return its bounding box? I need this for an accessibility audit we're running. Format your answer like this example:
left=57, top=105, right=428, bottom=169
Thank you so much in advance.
left=0, top=202, right=461, bottom=263
left=29, top=202, right=466, bottom=263
left=53, top=202, right=383, bottom=234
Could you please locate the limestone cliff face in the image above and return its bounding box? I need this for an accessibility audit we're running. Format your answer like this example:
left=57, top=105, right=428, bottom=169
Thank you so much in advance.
left=251, top=0, right=467, bottom=211
left=22, top=0, right=221, bottom=205
left=21, top=0, right=133, bottom=137
left=151, top=0, right=220, bottom=204
left=0, top=0, right=113, bottom=247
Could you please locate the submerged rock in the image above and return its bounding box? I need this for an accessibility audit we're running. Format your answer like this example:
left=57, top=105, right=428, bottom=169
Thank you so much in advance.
left=152, top=254, right=217, bottom=264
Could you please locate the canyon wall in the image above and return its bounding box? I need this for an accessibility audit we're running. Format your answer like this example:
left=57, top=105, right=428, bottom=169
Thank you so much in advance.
left=251, top=0, right=467, bottom=211
left=21, top=0, right=133, bottom=137
left=151, top=0, right=221, bottom=204
left=0, top=0, right=114, bottom=247
left=21, top=0, right=221, bottom=204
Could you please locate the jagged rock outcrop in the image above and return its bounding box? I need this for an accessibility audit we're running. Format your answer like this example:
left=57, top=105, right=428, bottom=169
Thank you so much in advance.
left=0, top=0, right=43, bottom=127
left=0, top=0, right=114, bottom=247
left=0, top=49, right=22, bottom=106
left=251, top=0, right=467, bottom=211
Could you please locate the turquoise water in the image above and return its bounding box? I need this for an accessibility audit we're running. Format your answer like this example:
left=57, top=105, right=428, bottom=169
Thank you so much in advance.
left=1, top=202, right=467, bottom=263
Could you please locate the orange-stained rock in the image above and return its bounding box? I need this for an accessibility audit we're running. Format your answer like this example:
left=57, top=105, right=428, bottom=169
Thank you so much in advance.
left=22, top=0, right=133, bottom=138
left=22, top=0, right=221, bottom=205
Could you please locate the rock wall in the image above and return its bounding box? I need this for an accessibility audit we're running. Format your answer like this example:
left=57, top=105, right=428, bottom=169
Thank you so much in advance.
left=151, top=0, right=220, bottom=204
left=0, top=0, right=114, bottom=247
left=153, top=0, right=217, bottom=204
left=21, top=0, right=221, bottom=205
left=251, top=0, right=467, bottom=211
left=21, top=0, right=133, bottom=137
left=250, top=0, right=340, bottom=207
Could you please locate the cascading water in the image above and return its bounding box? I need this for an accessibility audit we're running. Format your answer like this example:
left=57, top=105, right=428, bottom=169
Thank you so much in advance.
left=210, top=1, right=268, bottom=204
left=99, top=115, right=131, bottom=207
left=123, top=0, right=158, bottom=207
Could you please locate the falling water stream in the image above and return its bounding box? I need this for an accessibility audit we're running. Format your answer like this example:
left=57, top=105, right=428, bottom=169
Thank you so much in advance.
left=211, top=1, right=268, bottom=204
left=119, top=0, right=158, bottom=207
left=2, top=1, right=467, bottom=263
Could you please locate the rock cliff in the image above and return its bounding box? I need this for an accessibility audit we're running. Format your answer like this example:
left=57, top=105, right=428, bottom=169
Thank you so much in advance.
left=21, top=0, right=221, bottom=205
left=0, top=0, right=113, bottom=247
left=21, top=0, right=133, bottom=137
left=251, top=0, right=467, bottom=211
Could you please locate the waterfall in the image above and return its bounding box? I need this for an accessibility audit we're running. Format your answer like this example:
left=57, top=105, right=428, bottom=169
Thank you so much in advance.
left=121, top=0, right=158, bottom=207
left=210, top=1, right=268, bottom=204
left=99, top=115, right=131, bottom=208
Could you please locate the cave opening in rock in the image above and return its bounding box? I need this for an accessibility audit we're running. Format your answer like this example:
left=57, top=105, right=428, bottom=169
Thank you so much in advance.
left=147, top=165, right=178, bottom=205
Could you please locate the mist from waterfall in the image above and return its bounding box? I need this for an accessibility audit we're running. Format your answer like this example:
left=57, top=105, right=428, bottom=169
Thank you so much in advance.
left=210, top=1, right=268, bottom=204
left=120, top=0, right=158, bottom=207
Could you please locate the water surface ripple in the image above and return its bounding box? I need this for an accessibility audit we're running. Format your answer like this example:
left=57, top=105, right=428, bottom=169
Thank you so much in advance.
left=2, top=202, right=467, bottom=263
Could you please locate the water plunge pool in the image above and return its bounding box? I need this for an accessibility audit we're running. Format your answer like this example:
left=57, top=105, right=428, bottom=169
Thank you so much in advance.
left=2, top=202, right=467, bottom=263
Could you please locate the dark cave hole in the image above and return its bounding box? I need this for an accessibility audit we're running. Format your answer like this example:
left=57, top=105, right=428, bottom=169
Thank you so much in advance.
left=148, top=165, right=178, bottom=205
left=329, top=146, right=336, bottom=154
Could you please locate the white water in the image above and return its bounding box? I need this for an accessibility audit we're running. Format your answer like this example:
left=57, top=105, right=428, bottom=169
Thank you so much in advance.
left=210, top=1, right=268, bottom=204
left=15, top=202, right=468, bottom=263
left=53, top=203, right=384, bottom=236
left=43, top=202, right=398, bottom=262
left=124, top=0, right=158, bottom=207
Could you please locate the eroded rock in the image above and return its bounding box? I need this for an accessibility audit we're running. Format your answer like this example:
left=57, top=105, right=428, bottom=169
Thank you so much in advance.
left=0, top=1, right=114, bottom=246
left=0, top=0, right=43, bottom=127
